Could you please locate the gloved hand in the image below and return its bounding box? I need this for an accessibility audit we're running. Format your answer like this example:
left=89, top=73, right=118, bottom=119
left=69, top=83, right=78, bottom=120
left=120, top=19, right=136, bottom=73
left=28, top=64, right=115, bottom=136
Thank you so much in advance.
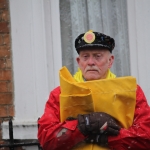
left=66, top=117, right=76, bottom=121
left=77, top=112, right=120, bottom=136
left=85, top=134, right=108, bottom=147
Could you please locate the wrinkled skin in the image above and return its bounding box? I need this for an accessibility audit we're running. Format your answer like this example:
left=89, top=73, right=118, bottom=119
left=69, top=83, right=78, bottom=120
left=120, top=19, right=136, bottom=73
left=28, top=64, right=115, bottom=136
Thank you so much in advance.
left=76, top=49, right=114, bottom=81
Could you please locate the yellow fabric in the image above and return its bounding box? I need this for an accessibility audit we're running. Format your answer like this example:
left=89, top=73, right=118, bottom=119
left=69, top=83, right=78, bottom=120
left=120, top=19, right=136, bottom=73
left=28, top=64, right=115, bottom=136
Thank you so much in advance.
left=73, top=68, right=116, bottom=82
left=72, top=142, right=109, bottom=150
left=59, top=66, right=136, bottom=150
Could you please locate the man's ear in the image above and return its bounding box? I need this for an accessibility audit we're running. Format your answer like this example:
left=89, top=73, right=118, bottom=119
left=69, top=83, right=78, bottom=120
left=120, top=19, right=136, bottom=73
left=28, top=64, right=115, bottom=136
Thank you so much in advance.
left=108, top=55, right=114, bottom=68
left=76, top=57, right=80, bottom=65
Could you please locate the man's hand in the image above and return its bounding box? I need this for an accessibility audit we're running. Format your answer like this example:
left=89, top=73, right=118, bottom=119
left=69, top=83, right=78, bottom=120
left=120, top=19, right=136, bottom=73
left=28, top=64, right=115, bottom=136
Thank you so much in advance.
left=85, top=134, right=108, bottom=147
left=77, top=112, right=121, bottom=136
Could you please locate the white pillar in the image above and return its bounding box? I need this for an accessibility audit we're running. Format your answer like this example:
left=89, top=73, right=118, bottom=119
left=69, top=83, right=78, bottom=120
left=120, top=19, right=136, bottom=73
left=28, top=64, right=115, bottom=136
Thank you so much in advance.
left=127, top=0, right=150, bottom=104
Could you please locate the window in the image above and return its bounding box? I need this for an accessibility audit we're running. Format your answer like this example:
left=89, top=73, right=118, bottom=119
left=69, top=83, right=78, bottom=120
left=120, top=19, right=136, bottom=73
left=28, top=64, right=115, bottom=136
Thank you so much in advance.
left=60, top=0, right=130, bottom=77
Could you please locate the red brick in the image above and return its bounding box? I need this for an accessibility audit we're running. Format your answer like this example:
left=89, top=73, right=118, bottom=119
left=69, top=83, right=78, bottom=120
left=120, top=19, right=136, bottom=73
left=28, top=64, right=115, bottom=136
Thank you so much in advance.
left=0, top=34, right=3, bottom=45
left=0, top=70, right=12, bottom=80
left=6, top=58, right=11, bottom=68
left=8, top=105, right=14, bottom=116
left=7, top=81, right=12, bottom=92
left=0, top=93, right=12, bottom=104
left=0, top=34, right=10, bottom=45
left=0, top=140, right=3, bottom=145
left=0, top=45, right=9, bottom=50
left=1, top=10, right=9, bottom=22
left=0, top=106, right=7, bottom=117
left=0, top=81, right=7, bottom=92
left=0, top=81, right=12, bottom=92
left=0, top=46, right=10, bottom=58
left=0, top=146, right=10, bottom=150
left=0, top=0, right=8, bottom=9
left=0, top=22, right=9, bottom=33
left=0, top=140, right=5, bottom=145
left=0, top=58, right=6, bottom=68
left=3, top=34, right=10, bottom=45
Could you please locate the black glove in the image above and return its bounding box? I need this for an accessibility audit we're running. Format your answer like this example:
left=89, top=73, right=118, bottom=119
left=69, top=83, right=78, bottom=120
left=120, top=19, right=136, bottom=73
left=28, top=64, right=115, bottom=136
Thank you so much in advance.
left=77, top=112, right=120, bottom=136
left=66, top=117, right=76, bottom=121
left=85, top=134, right=108, bottom=147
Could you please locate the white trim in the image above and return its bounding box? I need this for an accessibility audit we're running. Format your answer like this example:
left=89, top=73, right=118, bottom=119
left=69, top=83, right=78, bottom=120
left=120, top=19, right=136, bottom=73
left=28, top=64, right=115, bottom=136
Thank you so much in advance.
left=2, top=121, right=38, bottom=139
left=50, top=0, right=62, bottom=86
left=126, top=0, right=139, bottom=80
left=43, top=0, right=62, bottom=89
left=127, top=0, right=150, bottom=104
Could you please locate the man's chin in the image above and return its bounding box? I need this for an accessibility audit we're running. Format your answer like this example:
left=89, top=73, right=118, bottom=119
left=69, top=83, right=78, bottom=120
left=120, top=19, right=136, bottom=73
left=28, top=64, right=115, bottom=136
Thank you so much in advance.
left=84, top=72, right=101, bottom=81
left=85, top=75, right=100, bottom=81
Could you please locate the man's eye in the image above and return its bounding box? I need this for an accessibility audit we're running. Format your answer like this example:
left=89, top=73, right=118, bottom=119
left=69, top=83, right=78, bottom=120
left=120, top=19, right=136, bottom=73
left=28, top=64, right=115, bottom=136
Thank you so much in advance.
left=83, top=55, right=88, bottom=58
left=96, top=55, right=101, bottom=58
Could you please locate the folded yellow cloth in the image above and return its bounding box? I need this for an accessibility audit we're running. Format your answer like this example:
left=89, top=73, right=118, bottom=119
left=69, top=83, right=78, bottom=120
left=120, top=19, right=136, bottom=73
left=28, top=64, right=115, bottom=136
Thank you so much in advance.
left=59, top=66, right=136, bottom=150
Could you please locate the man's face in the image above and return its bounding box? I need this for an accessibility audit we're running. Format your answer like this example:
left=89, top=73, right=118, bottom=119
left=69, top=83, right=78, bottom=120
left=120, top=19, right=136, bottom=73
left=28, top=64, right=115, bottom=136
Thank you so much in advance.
left=76, top=49, right=114, bottom=81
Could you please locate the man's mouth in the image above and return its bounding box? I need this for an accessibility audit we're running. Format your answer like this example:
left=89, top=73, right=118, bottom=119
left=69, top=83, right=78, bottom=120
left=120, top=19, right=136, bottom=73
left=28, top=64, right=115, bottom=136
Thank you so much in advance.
left=87, top=70, right=98, bottom=72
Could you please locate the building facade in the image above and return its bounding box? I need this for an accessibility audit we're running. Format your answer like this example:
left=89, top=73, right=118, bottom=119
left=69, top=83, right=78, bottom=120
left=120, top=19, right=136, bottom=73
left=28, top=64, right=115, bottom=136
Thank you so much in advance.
left=1, top=0, right=150, bottom=149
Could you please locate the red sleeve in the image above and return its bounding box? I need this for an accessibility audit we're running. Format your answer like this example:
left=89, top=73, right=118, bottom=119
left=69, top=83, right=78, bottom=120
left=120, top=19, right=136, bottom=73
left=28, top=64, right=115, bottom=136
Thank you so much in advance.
left=37, top=86, right=86, bottom=150
left=108, top=85, right=150, bottom=150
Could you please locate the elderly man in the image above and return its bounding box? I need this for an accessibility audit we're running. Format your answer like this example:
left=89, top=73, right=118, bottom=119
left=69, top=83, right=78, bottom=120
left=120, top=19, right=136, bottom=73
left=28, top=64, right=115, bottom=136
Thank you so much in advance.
left=38, top=30, right=150, bottom=150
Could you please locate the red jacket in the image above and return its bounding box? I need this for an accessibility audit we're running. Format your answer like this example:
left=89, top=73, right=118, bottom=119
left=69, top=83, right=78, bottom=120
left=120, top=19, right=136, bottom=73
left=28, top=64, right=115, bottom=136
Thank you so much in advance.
left=38, top=85, right=150, bottom=150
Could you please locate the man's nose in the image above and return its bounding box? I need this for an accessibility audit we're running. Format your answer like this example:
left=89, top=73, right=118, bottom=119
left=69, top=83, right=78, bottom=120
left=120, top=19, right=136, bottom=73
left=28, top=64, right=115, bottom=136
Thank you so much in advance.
left=88, top=57, right=95, bottom=65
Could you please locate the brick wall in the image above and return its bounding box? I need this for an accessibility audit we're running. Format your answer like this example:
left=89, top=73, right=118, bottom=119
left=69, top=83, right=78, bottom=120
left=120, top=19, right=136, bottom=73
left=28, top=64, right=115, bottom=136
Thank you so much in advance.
left=0, top=0, right=13, bottom=119
left=0, top=0, right=14, bottom=149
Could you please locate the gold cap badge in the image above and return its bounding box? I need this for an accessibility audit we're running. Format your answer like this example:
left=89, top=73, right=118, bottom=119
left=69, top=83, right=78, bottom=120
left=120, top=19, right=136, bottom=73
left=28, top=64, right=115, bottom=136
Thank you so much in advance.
left=83, top=30, right=95, bottom=43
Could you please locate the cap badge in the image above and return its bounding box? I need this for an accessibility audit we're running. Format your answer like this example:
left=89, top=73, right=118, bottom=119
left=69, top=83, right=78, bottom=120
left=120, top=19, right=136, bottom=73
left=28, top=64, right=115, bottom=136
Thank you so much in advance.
left=83, top=30, right=95, bottom=43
